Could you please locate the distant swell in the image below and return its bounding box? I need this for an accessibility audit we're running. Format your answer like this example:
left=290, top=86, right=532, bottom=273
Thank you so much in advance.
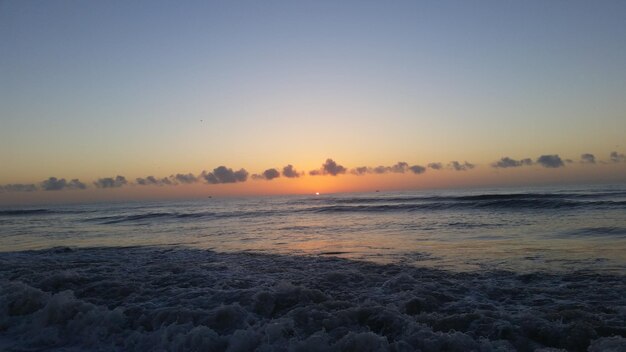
left=320, top=192, right=626, bottom=205
left=83, top=196, right=626, bottom=224
left=87, top=209, right=278, bottom=224
left=312, top=199, right=626, bottom=213
left=0, top=209, right=54, bottom=216
left=562, top=226, right=626, bottom=238
left=88, top=212, right=216, bottom=224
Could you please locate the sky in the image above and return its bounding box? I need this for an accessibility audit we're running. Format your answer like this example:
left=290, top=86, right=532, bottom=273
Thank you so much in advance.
left=1, top=0, right=626, bottom=204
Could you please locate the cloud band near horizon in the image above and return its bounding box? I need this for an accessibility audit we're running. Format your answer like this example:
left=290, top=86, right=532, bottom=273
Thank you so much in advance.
left=1, top=152, right=624, bottom=192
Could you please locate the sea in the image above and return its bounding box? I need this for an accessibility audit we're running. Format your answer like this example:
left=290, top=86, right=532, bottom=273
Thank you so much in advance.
left=1, top=184, right=625, bottom=351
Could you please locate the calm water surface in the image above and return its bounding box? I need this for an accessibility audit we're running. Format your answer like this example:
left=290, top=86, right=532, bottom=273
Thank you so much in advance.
left=2, top=184, right=625, bottom=272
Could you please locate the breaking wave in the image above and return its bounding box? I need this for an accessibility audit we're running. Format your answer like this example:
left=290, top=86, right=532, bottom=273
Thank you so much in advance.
left=1, top=247, right=624, bottom=351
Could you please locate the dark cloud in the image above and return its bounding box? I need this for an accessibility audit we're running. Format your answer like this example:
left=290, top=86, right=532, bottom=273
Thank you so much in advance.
left=448, top=161, right=475, bottom=171
left=282, top=165, right=301, bottom=178
left=172, top=173, right=198, bottom=184
left=536, top=155, right=564, bottom=168
left=310, top=159, right=346, bottom=176
left=428, top=163, right=443, bottom=170
left=263, top=168, right=280, bottom=180
left=252, top=168, right=281, bottom=181
left=94, top=176, right=128, bottom=188
left=203, top=166, right=248, bottom=184
left=491, top=157, right=533, bottom=168
left=580, top=154, right=595, bottom=164
left=0, top=184, right=38, bottom=192
left=135, top=176, right=173, bottom=186
left=610, top=151, right=625, bottom=163
left=41, top=177, right=86, bottom=191
left=409, top=165, right=426, bottom=174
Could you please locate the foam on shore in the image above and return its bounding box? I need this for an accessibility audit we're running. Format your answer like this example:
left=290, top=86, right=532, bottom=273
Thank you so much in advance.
left=1, top=246, right=625, bottom=351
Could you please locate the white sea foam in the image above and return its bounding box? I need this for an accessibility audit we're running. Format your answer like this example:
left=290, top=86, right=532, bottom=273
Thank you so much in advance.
left=0, top=246, right=625, bottom=351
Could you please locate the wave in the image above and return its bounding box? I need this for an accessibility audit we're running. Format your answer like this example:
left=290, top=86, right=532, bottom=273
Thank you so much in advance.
left=0, top=209, right=55, bottom=216
left=87, top=212, right=217, bottom=224
left=0, top=208, right=95, bottom=217
left=561, top=226, right=626, bottom=238
left=83, top=197, right=626, bottom=224
left=315, top=191, right=626, bottom=206
left=311, top=199, right=626, bottom=213
left=86, top=209, right=282, bottom=224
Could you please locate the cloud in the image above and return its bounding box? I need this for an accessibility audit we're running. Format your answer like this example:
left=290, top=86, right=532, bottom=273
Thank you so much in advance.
left=409, top=165, right=426, bottom=174
left=0, top=183, right=38, bottom=192
left=252, top=168, right=281, bottom=181
left=350, top=166, right=370, bottom=175
left=428, top=163, right=443, bottom=170
left=350, top=162, right=426, bottom=175
left=282, top=165, right=301, bottom=178
left=135, top=176, right=173, bottom=186
left=389, top=162, right=409, bottom=173
left=580, top=154, right=596, bottom=164
left=373, top=165, right=388, bottom=174
left=491, top=157, right=533, bottom=168
left=263, top=168, right=280, bottom=180
left=448, top=161, right=475, bottom=171
left=172, top=173, right=198, bottom=184
left=536, top=155, right=564, bottom=168
left=203, top=166, right=248, bottom=184
left=310, top=158, right=347, bottom=176
left=41, top=177, right=86, bottom=191
left=610, top=151, right=625, bottom=163
left=94, top=176, right=128, bottom=188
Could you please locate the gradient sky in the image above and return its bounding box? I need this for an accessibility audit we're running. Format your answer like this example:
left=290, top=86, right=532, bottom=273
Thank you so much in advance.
left=1, top=1, right=626, bottom=204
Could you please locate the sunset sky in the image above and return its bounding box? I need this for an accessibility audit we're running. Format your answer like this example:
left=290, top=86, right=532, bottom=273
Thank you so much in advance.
left=1, top=1, right=625, bottom=204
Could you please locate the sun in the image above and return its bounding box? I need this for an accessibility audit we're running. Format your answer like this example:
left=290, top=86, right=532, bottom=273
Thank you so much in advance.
left=315, top=192, right=320, bottom=196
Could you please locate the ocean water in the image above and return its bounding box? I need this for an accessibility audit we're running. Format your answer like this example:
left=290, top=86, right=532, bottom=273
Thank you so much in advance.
left=1, top=185, right=626, bottom=351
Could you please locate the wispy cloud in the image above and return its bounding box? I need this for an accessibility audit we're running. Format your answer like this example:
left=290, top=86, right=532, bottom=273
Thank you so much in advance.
left=536, top=155, right=564, bottom=168
left=202, top=166, right=248, bottom=184
left=135, top=176, right=173, bottom=186
left=172, top=173, right=198, bottom=184
left=350, top=162, right=426, bottom=175
left=428, top=162, right=443, bottom=170
left=610, top=151, right=625, bottom=163
left=580, top=153, right=596, bottom=164
left=448, top=161, right=475, bottom=171
left=310, top=159, right=347, bottom=176
left=0, top=184, right=38, bottom=192
left=41, top=177, right=86, bottom=191
left=94, top=176, right=128, bottom=188
left=491, top=157, right=533, bottom=168
left=350, top=166, right=370, bottom=175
